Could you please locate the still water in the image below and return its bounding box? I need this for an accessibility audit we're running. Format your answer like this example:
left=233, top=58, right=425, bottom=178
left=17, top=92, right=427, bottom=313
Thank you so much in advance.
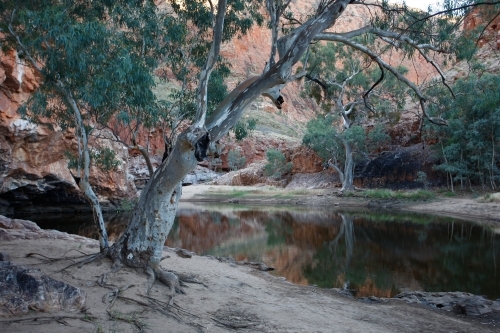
left=13, top=202, right=500, bottom=299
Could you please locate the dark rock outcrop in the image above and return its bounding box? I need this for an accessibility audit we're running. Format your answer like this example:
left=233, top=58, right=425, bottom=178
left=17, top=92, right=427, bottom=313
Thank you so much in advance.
left=395, top=291, right=500, bottom=316
left=0, top=254, right=86, bottom=317
left=354, top=144, right=443, bottom=189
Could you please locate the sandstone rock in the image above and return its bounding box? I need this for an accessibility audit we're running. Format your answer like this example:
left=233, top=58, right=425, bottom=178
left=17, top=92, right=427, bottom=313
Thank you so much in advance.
left=286, top=171, right=340, bottom=189
left=289, top=146, right=323, bottom=174
left=215, top=132, right=300, bottom=171
left=395, top=291, right=500, bottom=316
left=354, top=143, right=441, bottom=189
left=464, top=8, right=500, bottom=49
left=87, top=129, right=136, bottom=199
left=0, top=215, right=40, bottom=231
left=212, top=161, right=268, bottom=186
left=0, top=50, right=137, bottom=213
left=182, top=166, right=220, bottom=186
left=0, top=257, right=86, bottom=317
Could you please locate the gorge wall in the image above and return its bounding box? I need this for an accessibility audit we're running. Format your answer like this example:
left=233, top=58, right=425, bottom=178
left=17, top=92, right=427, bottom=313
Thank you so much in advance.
left=0, top=50, right=136, bottom=214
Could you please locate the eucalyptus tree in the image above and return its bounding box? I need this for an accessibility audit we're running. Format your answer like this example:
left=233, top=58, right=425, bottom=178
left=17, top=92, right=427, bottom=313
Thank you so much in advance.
left=3, top=0, right=500, bottom=291
left=426, top=73, right=500, bottom=191
left=302, top=42, right=401, bottom=192
left=112, top=0, right=491, bottom=290
left=1, top=0, right=165, bottom=250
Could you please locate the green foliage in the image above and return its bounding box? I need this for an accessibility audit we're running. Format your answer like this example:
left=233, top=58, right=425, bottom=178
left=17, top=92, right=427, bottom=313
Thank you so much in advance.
left=162, top=0, right=263, bottom=123
left=363, top=189, right=435, bottom=200
left=264, top=149, right=292, bottom=180
left=426, top=73, right=500, bottom=190
left=119, top=197, right=138, bottom=211
left=4, top=1, right=162, bottom=128
left=233, top=118, right=257, bottom=141
left=367, top=124, right=391, bottom=152
left=228, top=149, right=246, bottom=171
left=416, top=171, right=429, bottom=190
left=64, top=151, right=81, bottom=171
left=344, top=125, right=365, bottom=151
left=91, top=147, right=121, bottom=172
left=303, top=116, right=390, bottom=173
left=65, top=148, right=121, bottom=172
left=302, top=116, right=342, bottom=161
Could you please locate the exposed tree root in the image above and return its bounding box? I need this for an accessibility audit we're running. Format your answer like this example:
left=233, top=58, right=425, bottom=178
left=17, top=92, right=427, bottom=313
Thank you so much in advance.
left=26, top=249, right=90, bottom=263
left=32, top=244, right=203, bottom=298
left=102, top=283, right=135, bottom=309
left=107, top=309, right=147, bottom=332
left=0, top=314, right=98, bottom=324
left=153, top=266, right=185, bottom=294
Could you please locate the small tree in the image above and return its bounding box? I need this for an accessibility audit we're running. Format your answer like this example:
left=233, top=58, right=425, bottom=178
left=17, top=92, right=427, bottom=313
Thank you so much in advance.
left=303, top=116, right=390, bottom=189
left=228, top=149, right=247, bottom=171
left=264, top=149, right=292, bottom=180
left=301, top=40, right=407, bottom=192
left=233, top=118, right=257, bottom=141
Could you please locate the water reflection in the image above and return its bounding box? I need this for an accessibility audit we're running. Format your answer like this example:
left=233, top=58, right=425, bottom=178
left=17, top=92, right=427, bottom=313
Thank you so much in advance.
left=14, top=203, right=500, bottom=299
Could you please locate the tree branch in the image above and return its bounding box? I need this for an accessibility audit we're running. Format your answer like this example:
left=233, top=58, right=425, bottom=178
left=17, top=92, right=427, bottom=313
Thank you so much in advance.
left=314, top=33, right=447, bottom=126
left=194, top=0, right=227, bottom=127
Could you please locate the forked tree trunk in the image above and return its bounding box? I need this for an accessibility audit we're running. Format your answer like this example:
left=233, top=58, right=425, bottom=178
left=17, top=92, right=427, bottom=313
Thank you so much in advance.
left=110, top=0, right=353, bottom=272
left=110, top=128, right=201, bottom=267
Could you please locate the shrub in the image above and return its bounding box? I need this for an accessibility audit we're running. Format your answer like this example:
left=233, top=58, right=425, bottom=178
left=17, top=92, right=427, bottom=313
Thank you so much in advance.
left=264, top=149, right=292, bottom=180
left=228, top=149, right=246, bottom=171
left=416, top=171, right=429, bottom=190
left=234, top=118, right=258, bottom=141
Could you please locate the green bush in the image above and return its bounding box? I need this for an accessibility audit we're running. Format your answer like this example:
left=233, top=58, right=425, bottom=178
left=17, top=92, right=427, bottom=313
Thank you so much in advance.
left=363, top=189, right=435, bottom=200
left=416, top=171, right=429, bottom=190
left=65, top=147, right=121, bottom=172
left=228, top=149, right=246, bottom=171
left=234, top=118, right=258, bottom=141
left=264, top=149, right=292, bottom=180
left=426, top=73, right=500, bottom=190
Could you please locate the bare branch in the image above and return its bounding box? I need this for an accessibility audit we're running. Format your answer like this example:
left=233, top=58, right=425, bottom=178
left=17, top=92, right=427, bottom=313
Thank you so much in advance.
left=362, top=62, right=384, bottom=114
left=194, top=0, right=227, bottom=127
left=314, top=33, right=447, bottom=125
left=8, top=9, right=43, bottom=73
left=207, top=0, right=354, bottom=141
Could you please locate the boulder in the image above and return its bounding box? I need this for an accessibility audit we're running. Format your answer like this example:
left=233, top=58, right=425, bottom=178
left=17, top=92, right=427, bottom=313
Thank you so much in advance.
left=394, top=291, right=500, bottom=316
left=354, top=144, right=442, bottom=189
left=0, top=256, right=86, bottom=317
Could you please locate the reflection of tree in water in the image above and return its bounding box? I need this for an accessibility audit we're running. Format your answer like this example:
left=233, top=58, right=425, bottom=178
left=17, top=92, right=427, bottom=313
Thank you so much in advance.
left=302, top=214, right=500, bottom=299
left=422, top=222, right=500, bottom=297
left=19, top=206, right=500, bottom=299
left=328, top=214, right=355, bottom=290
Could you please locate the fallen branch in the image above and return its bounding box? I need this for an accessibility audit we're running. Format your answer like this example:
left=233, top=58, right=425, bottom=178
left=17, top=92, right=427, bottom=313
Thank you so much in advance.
left=0, top=314, right=98, bottom=324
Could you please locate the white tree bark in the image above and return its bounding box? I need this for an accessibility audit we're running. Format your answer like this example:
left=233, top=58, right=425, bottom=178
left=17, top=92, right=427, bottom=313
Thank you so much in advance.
left=112, top=0, right=355, bottom=267
left=56, top=81, right=110, bottom=250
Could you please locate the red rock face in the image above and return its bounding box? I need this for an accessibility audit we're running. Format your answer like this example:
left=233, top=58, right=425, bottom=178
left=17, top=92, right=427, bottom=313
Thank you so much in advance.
left=464, top=8, right=500, bottom=49
left=0, top=50, right=135, bottom=214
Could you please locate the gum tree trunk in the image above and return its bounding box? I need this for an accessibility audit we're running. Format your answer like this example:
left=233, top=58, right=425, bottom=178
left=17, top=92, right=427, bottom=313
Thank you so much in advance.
left=110, top=129, right=201, bottom=268
left=110, top=0, right=354, bottom=270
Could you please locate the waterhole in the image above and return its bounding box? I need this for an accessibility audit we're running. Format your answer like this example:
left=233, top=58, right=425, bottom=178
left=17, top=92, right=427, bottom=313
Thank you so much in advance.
left=11, top=202, right=500, bottom=299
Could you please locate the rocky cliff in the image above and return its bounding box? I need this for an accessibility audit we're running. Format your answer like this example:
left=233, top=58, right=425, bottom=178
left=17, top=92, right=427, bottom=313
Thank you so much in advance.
left=0, top=50, right=136, bottom=214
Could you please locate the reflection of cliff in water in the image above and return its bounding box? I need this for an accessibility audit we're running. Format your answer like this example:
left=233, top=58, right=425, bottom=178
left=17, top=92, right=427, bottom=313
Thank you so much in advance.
left=14, top=203, right=500, bottom=299
left=175, top=206, right=500, bottom=299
